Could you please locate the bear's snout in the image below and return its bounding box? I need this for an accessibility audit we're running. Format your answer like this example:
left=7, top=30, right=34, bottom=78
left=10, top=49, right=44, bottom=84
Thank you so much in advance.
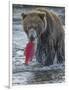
left=28, top=28, right=37, bottom=40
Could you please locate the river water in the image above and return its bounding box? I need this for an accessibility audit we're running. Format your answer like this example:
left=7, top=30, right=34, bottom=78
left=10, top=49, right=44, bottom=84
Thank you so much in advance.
left=12, top=5, right=65, bottom=85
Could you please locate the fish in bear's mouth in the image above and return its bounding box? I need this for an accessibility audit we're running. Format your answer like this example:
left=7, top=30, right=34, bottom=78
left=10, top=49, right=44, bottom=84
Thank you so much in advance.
left=28, top=28, right=38, bottom=53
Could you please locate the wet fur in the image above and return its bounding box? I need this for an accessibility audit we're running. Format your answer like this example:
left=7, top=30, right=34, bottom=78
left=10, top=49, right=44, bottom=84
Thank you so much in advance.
left=21, top=9, right=65, bottom=66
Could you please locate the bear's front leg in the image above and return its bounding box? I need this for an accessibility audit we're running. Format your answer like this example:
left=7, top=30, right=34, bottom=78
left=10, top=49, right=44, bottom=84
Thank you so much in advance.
left=44, top=48, right=55, bottom=66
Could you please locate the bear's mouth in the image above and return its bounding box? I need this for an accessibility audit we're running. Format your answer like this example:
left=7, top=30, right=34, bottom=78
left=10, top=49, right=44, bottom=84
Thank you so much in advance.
left=29, top=35, right=35, bottom=41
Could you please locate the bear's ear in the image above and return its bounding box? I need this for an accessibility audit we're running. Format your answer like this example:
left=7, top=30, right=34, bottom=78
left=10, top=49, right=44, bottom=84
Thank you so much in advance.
left=21, top=13, right=27, bottom=19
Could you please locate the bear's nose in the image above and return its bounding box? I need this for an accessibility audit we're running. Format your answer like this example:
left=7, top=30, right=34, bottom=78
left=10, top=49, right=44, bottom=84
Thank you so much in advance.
left=30, top=35, right=35, bottom=41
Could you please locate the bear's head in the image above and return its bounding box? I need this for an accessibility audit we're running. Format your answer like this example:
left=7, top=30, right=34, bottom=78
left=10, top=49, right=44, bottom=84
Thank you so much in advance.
left=21, top=11, right=47, bottom=41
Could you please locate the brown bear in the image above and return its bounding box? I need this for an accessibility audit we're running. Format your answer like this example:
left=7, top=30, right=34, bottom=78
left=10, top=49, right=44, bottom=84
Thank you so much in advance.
left=21, top=9, right=65, bottom=66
